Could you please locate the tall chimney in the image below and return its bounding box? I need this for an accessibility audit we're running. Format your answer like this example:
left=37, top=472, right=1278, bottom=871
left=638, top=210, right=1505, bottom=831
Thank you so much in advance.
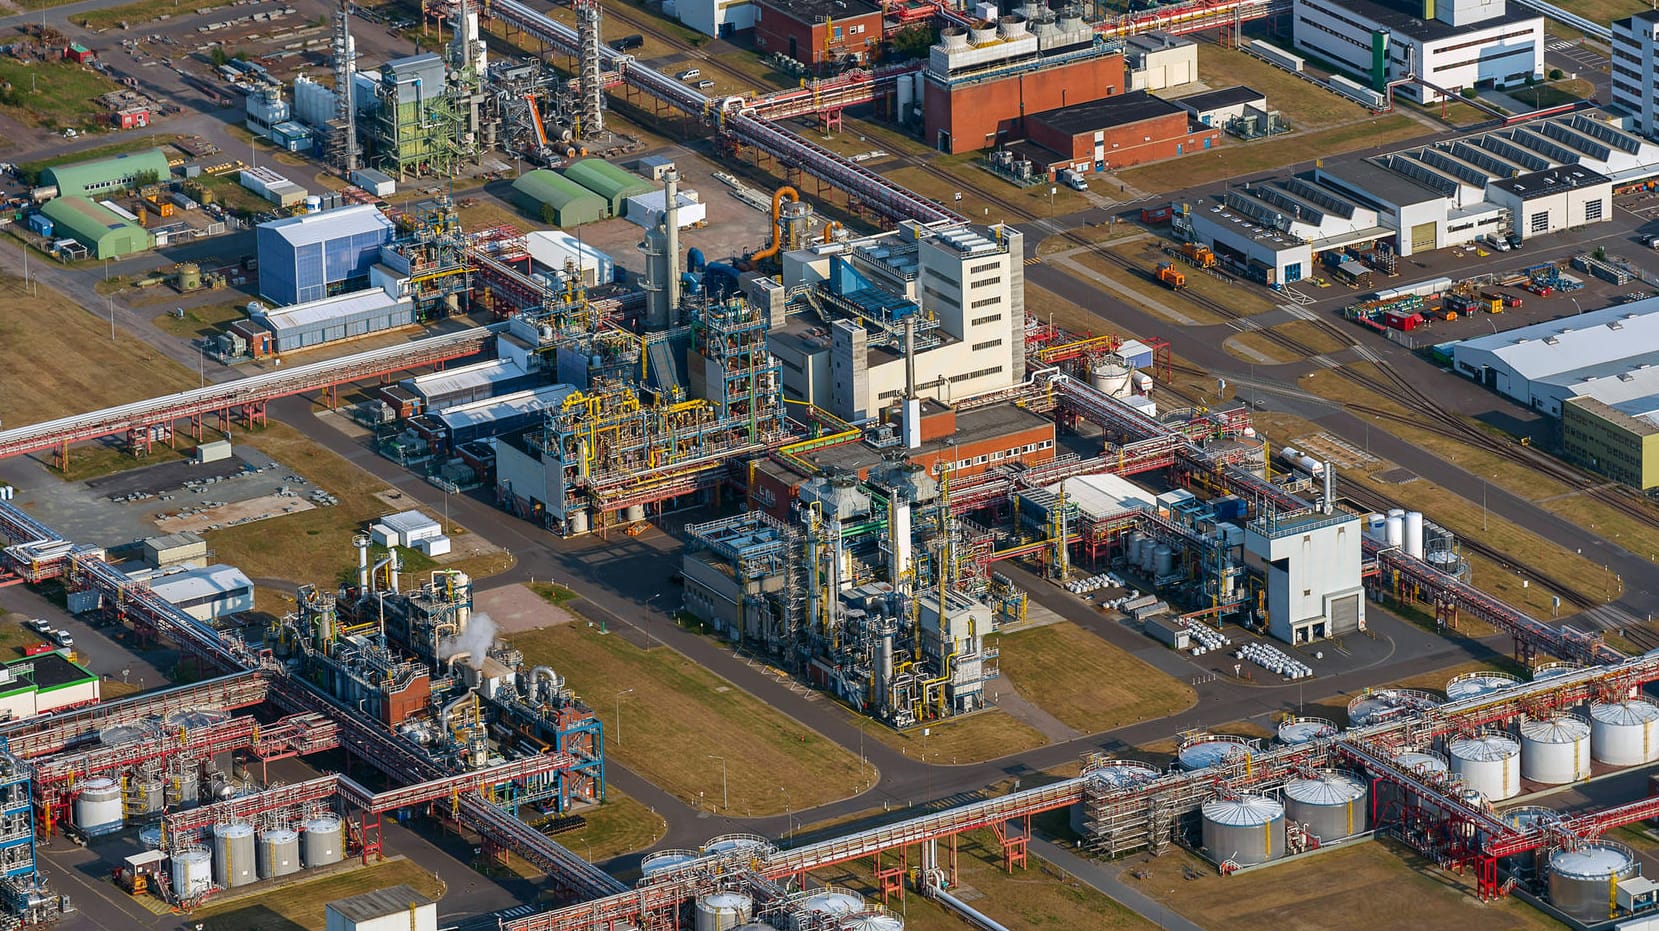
left=663, top=169, right=681, bottom=313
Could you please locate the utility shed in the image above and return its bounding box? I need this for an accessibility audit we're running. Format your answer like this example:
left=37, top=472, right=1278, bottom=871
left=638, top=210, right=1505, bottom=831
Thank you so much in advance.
left=511, top=170, right=605, bottom=226
left=147, top=565, right=255, bottom=621
left=142, top=531, right=208, bottom=569
left=325, top=884, right=437, bottom=931
left=40, top=196, right=151, bottom=259
left=561, top=158, right=655, bottom=216
left=41, top=147, right=170, bottom=199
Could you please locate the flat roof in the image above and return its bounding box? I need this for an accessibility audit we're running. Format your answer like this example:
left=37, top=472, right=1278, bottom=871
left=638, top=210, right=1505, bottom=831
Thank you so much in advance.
left=1041, top=472, right=1158, bottom=521
left=802, top=403, right=1052, bottom=474
left=1490, top=165, right=1611, bottom=198
left=144, top=531, right=206, bottom=550
left=1126, top=30, right=1193, bottom=52
left=1453, top=296, right=1659, bottom=381
left=1567, top=395, right=1659, bottom=435
left=1616, top=9, right=1659, bottom=24
left=381, top=509, right=439, bottom=533
left=1318, top=0, right=1539, bottom=42
left=259, top=204, right=394, bottom=247
left=437, top=385, right=576, bottom=431
left=255, top=287, right=405, bottom=330
left=148, top=565, right=253, bottom=603
left=18, top=652, right=95, bottom=690
left=1321, top=162, right=1445, bottom=207
left=326, top=884, right=435, bottom=922
left=757, top=0, right=880, bottom=19
left=1028, top=91, right=1186, bottom=136
left=1175, top=86, right=1266, bottom=112
left=404, top=358, right=529, bottom=400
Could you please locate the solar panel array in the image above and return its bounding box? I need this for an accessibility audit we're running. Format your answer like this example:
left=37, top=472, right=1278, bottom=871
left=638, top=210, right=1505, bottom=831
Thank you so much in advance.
left=1475, top=135, right=1549, bottom=172
left=1509, top=128, right=1581, bottom=166
left=1540, top=121, right=1610, bottom=161
left=1280, top=177, right=1356, bottom=219
left=1419, top=148, right=1492, bottom=186
left=1568, top=114, right=1639, bottom=155
left=1382, top=155, right=1459, bottom=197
left=1251, top=184, right=1326, bottom=226
left=1450, top=141, right=1521, bottom=178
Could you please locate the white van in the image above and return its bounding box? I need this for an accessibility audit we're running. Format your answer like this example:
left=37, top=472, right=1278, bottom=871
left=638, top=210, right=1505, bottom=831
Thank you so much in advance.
left=677, top=68, right=701, bottom=81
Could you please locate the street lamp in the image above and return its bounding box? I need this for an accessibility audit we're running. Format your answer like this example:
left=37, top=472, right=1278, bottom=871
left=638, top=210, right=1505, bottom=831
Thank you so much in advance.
left=780, top=786, right=793, bottom=841
left=1570, top=296, right=1584, bottom=316
left=707, top=755, right=727, bottom=811
left=614, top=688, right=634, bottom=746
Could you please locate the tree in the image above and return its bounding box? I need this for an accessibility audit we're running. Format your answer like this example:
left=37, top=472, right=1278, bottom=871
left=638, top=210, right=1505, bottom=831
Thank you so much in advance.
left=889, top=24, right=939, bottom=61
left=1549, top=68, right=1564, bottom=81
left=130, top=169, right=160, bottom=188
left=539, top=202, right=557, bottom=225
left=1461, top=87, right=1477, bottom=99
left=209, top=47, right=228, bottom=66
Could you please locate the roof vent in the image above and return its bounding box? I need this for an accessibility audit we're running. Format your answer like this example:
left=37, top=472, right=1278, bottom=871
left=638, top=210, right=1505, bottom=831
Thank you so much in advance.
left=1544, top=336, right=1560, bottom=345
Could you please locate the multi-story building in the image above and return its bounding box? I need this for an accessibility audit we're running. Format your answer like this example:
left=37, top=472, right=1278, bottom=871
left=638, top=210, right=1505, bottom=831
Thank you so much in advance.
left=753, top=0, right=882, bottom=67
left=1612, top=11, right=1659, bottom=139
left=1292, top=0, right=1543, bottom=103
left=1244, top=510, right=1365, bottom=644
left=674, top=0, right=758, bottom=40
left=256, top=204, right=396, bottom=306
left=1563, top=396, right=1659, bottom=490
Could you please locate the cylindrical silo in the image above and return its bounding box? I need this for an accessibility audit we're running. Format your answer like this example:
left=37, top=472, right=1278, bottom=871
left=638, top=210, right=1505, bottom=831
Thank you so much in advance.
left=788, top=889, right=865, bottom=930
left=640, top=849, right=700, bottom=880
left=1404, top=511, right=1424, bottom=559
left=1277, top=716, right=1338, bottom=745
left=1126, top=532, right=1146, bottom=569
left=212, top=822, right=256, bottom=888
left=1177, top=735, right=1253, bottom=771
left=840, top=913, right=903, bottom=931
left=123, top=770, right=165, bottom=819
left=1445, top=671, right=1521, bottom=702
left=1348, top=689, right=1441, bottom=727
left=1393, top=749, right=1449, bottom=778
left=1071, top=760, right=1160, bottom=835
left=74, top=778, right=123, bottom=834
left=703, top=834, right=770, bottom=858
left=1201, top=795, right=1284, bottom=866
left=1385, top=509, right=1405, bottom=548
left=1282, top=771, right=1368, bottom=842
left=1366, top=513, right=1386, bottom=541
left=1590, top=700, right=1659, bottom=766
left=170, top=846, right=212, bottom=898
left=1521, top=715, right=1592, bottom=784
left=696, top=892, right=754, bottom=931
left=1152, top=544, right=1174, bottom=578
left=1448, top=733, right=1522, bottom=801
left=301, top=816, right=343, bottom=867
left=1548, top=842, right=1640, bottom=920
left=1090, top=357, right=1131, bottom=397
left=258, top=828, right=301, bottom=879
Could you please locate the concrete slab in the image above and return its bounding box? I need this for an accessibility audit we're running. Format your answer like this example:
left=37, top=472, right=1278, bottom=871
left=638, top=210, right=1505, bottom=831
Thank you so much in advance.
left=475, top=582, right=576, bottom=633
left=153, top=491, right=316, bottom=533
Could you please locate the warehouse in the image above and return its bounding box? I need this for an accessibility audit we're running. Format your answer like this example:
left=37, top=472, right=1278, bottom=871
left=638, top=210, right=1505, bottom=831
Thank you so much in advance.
left=240, top=165, right=308, bottom=207
left=40, top=147, right=170, bottom=199
left=1451, top=298, right=1659, bottom=418
left=511, top=170, right=606, bottom=227
left=561, top=159, right=655, bottom=217
left=1020, top=91, right=1220, bottom=176
left=40, top=196, right=151, bottom=259
left=1485, top=167, right=1613, bottom=242
left=325, top=884, right=436, bottom=931
left=146, top=565, right=255, bottom=622
left=256, top=204, right=397, bottom=306
left=436, top=384, right=576, bottom=446
left=400, top=358, right=537, bottom=410
left=0, top=653, right=101, bottom=721
left=249, top=286, right=415, bottom=353
left=527, top=230, right=615, bottom=287
left=1562, top=396, right=1659, bottom=489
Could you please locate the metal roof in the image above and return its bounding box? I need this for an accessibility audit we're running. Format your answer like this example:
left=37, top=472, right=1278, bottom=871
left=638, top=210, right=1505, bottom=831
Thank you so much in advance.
left=259, top=204, right=394, bottom=247
left=437, top=384, right=576, bottom=431
left=512, top=169, right=607, bottom=212
left=41, top=147, right=171, bottom=197
left=1027, top=90, right=1186, bottom=136
left=380, top=510, right=440, bottom=534
left=1174, top=85, right=1266, bottom=113
left=562, top=158, right=656, bottom=204
left=404, top=358, right=529, bottom=400
left=1453, top=296, right=1659, bottom=384
left=148, top=564, right=253, bottom=603
left=1040, top=472, right=1155, bottom=521
left=325, top=884, right=435, bottom=922
left=41, top=196, right=149, bottom=245
left=253, top=286, right=407, bottom=331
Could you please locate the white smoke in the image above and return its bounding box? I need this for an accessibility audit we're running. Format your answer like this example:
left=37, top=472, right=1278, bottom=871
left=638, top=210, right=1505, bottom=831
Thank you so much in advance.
left=441, top=611, right=498, bottom=670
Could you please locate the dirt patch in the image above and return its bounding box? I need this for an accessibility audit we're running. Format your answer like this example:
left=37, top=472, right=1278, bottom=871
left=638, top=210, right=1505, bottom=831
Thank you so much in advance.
left=476, top=583, right=577, bottom=634
left=155, top=493, right=316, bottom=533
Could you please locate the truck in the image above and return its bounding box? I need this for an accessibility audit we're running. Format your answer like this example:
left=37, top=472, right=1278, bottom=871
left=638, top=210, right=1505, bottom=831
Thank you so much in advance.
left=1155, top=262, right=1186, bottom=290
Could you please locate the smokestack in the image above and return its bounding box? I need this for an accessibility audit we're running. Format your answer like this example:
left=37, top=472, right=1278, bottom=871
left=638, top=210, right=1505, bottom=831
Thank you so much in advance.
left=1322, top=461, right=1334, bottom=514
left=663, top=169, right=681, bottom=313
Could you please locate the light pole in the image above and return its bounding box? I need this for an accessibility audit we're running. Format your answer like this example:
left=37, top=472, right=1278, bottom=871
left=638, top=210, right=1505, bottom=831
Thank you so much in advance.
left=708, top=755, right=726, bottom=811
left=1049, top=185, right=1057, bottom=217
left=1570, top=296, right=1584, bottom=316
left=780, top=786, right=793, bottom=841
left=198, top=343, right=205, bottom=388
left=108, top=296, right=115, bottom=340
left=614, top=688, right=633, bottom=746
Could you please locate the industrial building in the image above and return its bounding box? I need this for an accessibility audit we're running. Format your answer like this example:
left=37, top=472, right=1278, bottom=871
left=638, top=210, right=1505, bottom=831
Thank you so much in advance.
left=561, top=159, right=654, bottom=218
left=364, top=53, right=477, bottom=180
left=1291, top=0, right=1544, bottom=103
left=753, top=0, right=884, bottom=68
left=624, top=189, right=705, bottom=231
left=1175, top=86, right=1269, bottom=128
left=40, top=148, right=170, bottom=199
left=147, top=565, right=256, bottom=622
left=921, top=9, right=1125, bottom=153
left=248, top=285, right=416, bottom=354
left=1244, top=507, right=1365, bottom=643
left=1017, top=91, right=1220, bottom=176
left=39, top=196, right=151, bottom=259
left=1563, top=396, right=1659, bottom=489
left=256, top=205, right=397, bottom=306
left=527, top=230, right=615, bottom=286
left=400, top=358, right=540, bottom=412
left=674, top=0, right=757, bottom=39
left=142, top=531, right=209, bottom=570
left=241, top=166, right=308, bottom=208
left=0, top=653, right=100, bottom=721
left=1612, top=11, right=1659, bottom=140
left=1124, top=31, right=1197, bottom=92
left=512, top=171, right=606, bottom=227
left=325, top=884, right=437, bottom=931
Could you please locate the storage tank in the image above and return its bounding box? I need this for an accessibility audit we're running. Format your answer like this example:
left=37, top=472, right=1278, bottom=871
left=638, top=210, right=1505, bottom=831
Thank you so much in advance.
left=166, top=765, right=200, bottom=809
left=1200, top=795, right=1284, bottom=866
left=1152, top=544, right=1174, bottom=578
left=1090, top=357, right=1131, bottom=397
left=1177, top=734, right=1253, bottom=771
left=641, top=849, right=700, bottom=878
left=1445, top=671, right=1522, bottom=701
left=840, top=913, right=903, bottom=931
left=258, top=828, right=301, bottom=879
left=1520, top=715, right=1592, bottom=784
left=1126, top=533, right=1146, bottom=568
left=696, top=892, right=753, bottom=931
left=1532, top=662, right=1583, bottom=681
left=1366, top=514, right=1386, bottom=541
left=1591, top=700, right=1659, bottom=766
left=1500, top=806, right=1559, bottom=881
left=74, top=778, right=123, bottom=834
left=1384, top=509, right=1405, bottom=548
left=1348, top=688, right=1440, bottom=726
left=1448, top=733, right=1521, bottom=801
left=212, top=821, right=256, bottom=888
left=1071, top=760, right=1160, bottom=834
left=301, top=815, right=343, bottom=867
left=1138, top=537, right=1157, bottom=574
left=1548, top=842, right=1641, bottom=920
left=1277, top=716, right=1338, bottom=745
left=788, top=889, right=865, bottom=930
left=1393, top=749, right=1449, bottom=777
left=1404, top=511, right=1424, bottom=559
left=703, top=834, right=770, bottom=858
left=171, top=846, right=212, bottom=898
left=139, top=826, right=163, bottom=849
left=176, top=262, right=202, bottom=291
left=1282, top=771, right=1368, bottom=842
left=123, top=771, right=165, bottom=818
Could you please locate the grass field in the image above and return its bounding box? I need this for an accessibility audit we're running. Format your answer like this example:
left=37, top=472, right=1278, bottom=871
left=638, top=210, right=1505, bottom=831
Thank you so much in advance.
left=1063, top=246, right=1275, bottom=327
left=1227, top=320, right=1353, bottom=364
left=195, top=858, right=443, bottom=930
left=0, top=58, right=122, bottom=131
left=151, top=300, right=247, bottom=340
left=884, top=163, right=1090, bottom=227
left=77, top=0, right=235, bottom=28
left=1509, top=77, right=1597, bottom=112
left=993, top=622, right=1195, bottom=735
left=860, top=706, right=1048, bottom=764
left=1108, top=239, right=1278, bottom=316
left=1116, top=115, right=1422, bottom=191
left=560, top=787, right=666, bottom=863
left=1551, top=0, right=1651, bottom=28
left=1198, top=45, right=1369, bottom=131
left=510, top=624, right=870, bottom=816
left=1133, top=841, right=1566, bottom=931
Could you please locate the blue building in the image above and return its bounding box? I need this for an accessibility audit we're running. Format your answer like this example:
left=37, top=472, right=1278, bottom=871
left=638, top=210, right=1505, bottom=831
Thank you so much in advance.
left=256, top=204, right=396, bottom=306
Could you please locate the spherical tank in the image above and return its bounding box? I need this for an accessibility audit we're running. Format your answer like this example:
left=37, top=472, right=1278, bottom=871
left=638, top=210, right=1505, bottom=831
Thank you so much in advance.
left=788, top=890, right=865, bottom=930
left=1071, top=761, right=1159, bottom=835
left=170, top=847, right=212, bottom=898
left=1520, top=715, right=1592, bottom=784
left=212, top=822, right=256, bottom=888
left=1348, top=689, right=1441, bottom=727
left=1590, top=700, right=1659, bottom=766
left=74, top=777, right=123, bottom=832
left=1549, top=842, right=1640, bottom=920
left=1448, top=734, right=1522, bottom=801
left=1277, top=716, right=1338, bottom=746
left=1177, top=736, right=1252, bottom=771
left=301, top=816, right=343, bottom=867
left=1090, top=357, right=1132, bottom=397
left=695, top=892, right=754, bottom=931
left=640, top=849, right=700, bottom=879
left=1152, top=544, right=1174, bottom=578
left=1200, top=795, right=1284, bottom=866
left=840, top=913, right=903, bottom=931
left=258, top=828, right=301, bottom=879
left=1283, top=771, right=1368, bottom=842
left=1445, top=671, right=1522, bottom=702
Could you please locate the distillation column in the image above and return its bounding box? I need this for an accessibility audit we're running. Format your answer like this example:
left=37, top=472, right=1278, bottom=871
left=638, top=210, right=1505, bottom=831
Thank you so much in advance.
left=575, top=0, right=604, bottom=137
left=329, top=0, right=359, bottom=173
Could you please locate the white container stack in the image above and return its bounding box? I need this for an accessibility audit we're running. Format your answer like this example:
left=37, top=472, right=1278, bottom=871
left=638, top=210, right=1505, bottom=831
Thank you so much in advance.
left=1233, top=642, right=1313, bottom=679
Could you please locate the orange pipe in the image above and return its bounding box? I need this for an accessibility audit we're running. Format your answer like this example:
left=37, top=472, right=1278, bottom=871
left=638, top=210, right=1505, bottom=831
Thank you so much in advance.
left=748, top=186, right=800, bottom=263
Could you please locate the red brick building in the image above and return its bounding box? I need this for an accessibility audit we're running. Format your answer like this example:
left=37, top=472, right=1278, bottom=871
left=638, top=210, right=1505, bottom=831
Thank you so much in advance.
left=923, top=51, right=1124, bottom=154
left=754, top=0, right=884, bottom=68
left=1022, top=91, right=1219, bottom=176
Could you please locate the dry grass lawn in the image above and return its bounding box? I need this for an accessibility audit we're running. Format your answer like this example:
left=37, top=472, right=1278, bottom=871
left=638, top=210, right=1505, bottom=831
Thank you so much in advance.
left=1227, top=321, right=1354, bottom=363
left=993, top=622, right=1195, bottom=735
left=1199, top=45, right=1371, bottom=131
left=151, top=300, right=247, bottom=340
left=860, top=707, right=1049, bottom=765
left=195, top=857, right=444, bottom=930
left=510, top=624, right=871, bottom=816
left=1116, top=115, right=1423, bottom=191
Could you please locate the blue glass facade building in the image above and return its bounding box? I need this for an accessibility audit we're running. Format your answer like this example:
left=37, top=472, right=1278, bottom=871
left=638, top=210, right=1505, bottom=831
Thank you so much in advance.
left=256, top=205, right=396, bottom=306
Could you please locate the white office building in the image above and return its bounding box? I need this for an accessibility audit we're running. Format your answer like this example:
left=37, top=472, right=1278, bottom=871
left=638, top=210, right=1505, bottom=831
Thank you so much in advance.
left=671, top=0, right=756, bottom=39
left=1612, top=11, right=1659, bottom=139
left=1293, top=0, right=1543, bottom=103
left=1244, top=511, right=1365, bottom=644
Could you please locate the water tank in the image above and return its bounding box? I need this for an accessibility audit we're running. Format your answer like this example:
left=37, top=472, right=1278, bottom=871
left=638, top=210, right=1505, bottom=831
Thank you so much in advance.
left=302, top=816, right=343, bottom=867
left=258, top=828, right=301, bottom=879
left=1283, top=771, right=1368, bottom=842
left=1384, top=509, right=1405, bottom=548
left=74, top=777, right=123, bottom=833
left=212, top=822, right=256, bottom=888
left=1200, top=795, right=1284, bottom=866
left=1591, top=700, right=1659, bottom=766
left=1404, top=511, right=1424, bottom=558
left=641, top=849, right=700, bottom=878
left=1177, top=735, right=1253, bottom=771
left=304, top=195, right=322, bottom=214
left=1392, top=749, right=1448, bottom=777
left=171, top=846, right=212, bottom=898
left=789, top=889, right=865, bottom=930
left=1089, top=357, right=1131, bottom=397
left=1277, top=716, right=1338, bottom=745
left=1152, top=544, right=1174, bottom=578
left=1348, top=688, right=1440, bottom=726
left=840, top=913, right=903, bottom=931
left=1521, top=715, right=1592, bottom=784
left=1548, top=842, right=1641, bottom=920
left=696, top=892, right=753, bottom=931
left=176, top=262, right=202, bottom=291
left=1448, top=733, right=1521, bottom=801
left=1071, top=760, right=1160, bottom=834
left=1445, top=671, right=1522, bottom=701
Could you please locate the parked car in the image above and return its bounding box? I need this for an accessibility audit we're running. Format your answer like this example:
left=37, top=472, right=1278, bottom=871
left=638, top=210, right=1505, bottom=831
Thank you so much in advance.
left=49, top=629, right=72, bottom=648
left=23, top=618, right=51, bottom=634
left=676, top=68, right=700, bottom=81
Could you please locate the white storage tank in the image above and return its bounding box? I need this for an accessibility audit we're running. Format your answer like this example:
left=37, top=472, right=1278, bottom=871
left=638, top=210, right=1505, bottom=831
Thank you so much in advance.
left=1177, top=734, right=1253, bottom=771
left=258, top=828, right=301, bottom=879
left=641, top=849, right=700, bottom=878
left=1200, top=795, right=1284, bottom=866
left=1532, top=662, right=1583, bottom=681
left=789, top=889, right=865, bottom=930
left=1520, top=715, right=1592, bottom=784
left=1590, top=700, right=1659, bottom=766
left=1403, top=511, right=1424, bottom=559
left=1348, top=688, right=1441, bottom=726
left=1090, top=357, right=1131, bottom=397
left=1277, top=716, right=1338, bottom=745
left=696, top=892, right=754, bottom=931
left=123, top=771, right=165, bottom=819
left=1445, top=671, right=1521, bottom=701
left=171, top=846, right=212, bottom=898
left=703, top=834, right=770, bottom=858
left=1282, top=771, right=1368, bottom=842
left=1126, top=532, right=1146, bottom=568
left=1548, top=841, right=1641, bottom=920
left=1152, top=544, right=1174, bottom=578
left=1071, top=760, right=1160, bottom=835
left=1384, top=509, right=1405, bottom=547
left=74, top=778, right=123, bottom=834
left=213, top=821, right=256, bottom=888
left=1448, top=733, right=1521, bottom=801
left=1366, top=513, right=1386, bottom=541
left=302, top=815, right=343, bottom=867
left=840, top=912, right=903, bottom=931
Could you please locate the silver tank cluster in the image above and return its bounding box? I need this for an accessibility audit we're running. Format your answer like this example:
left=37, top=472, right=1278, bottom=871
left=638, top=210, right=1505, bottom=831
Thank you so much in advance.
left=1065, top=572, right=1123, bottom=595
left=1185, top=623, right=1232, bottom=656
left=1233, top=642, right=1313, bottom=679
